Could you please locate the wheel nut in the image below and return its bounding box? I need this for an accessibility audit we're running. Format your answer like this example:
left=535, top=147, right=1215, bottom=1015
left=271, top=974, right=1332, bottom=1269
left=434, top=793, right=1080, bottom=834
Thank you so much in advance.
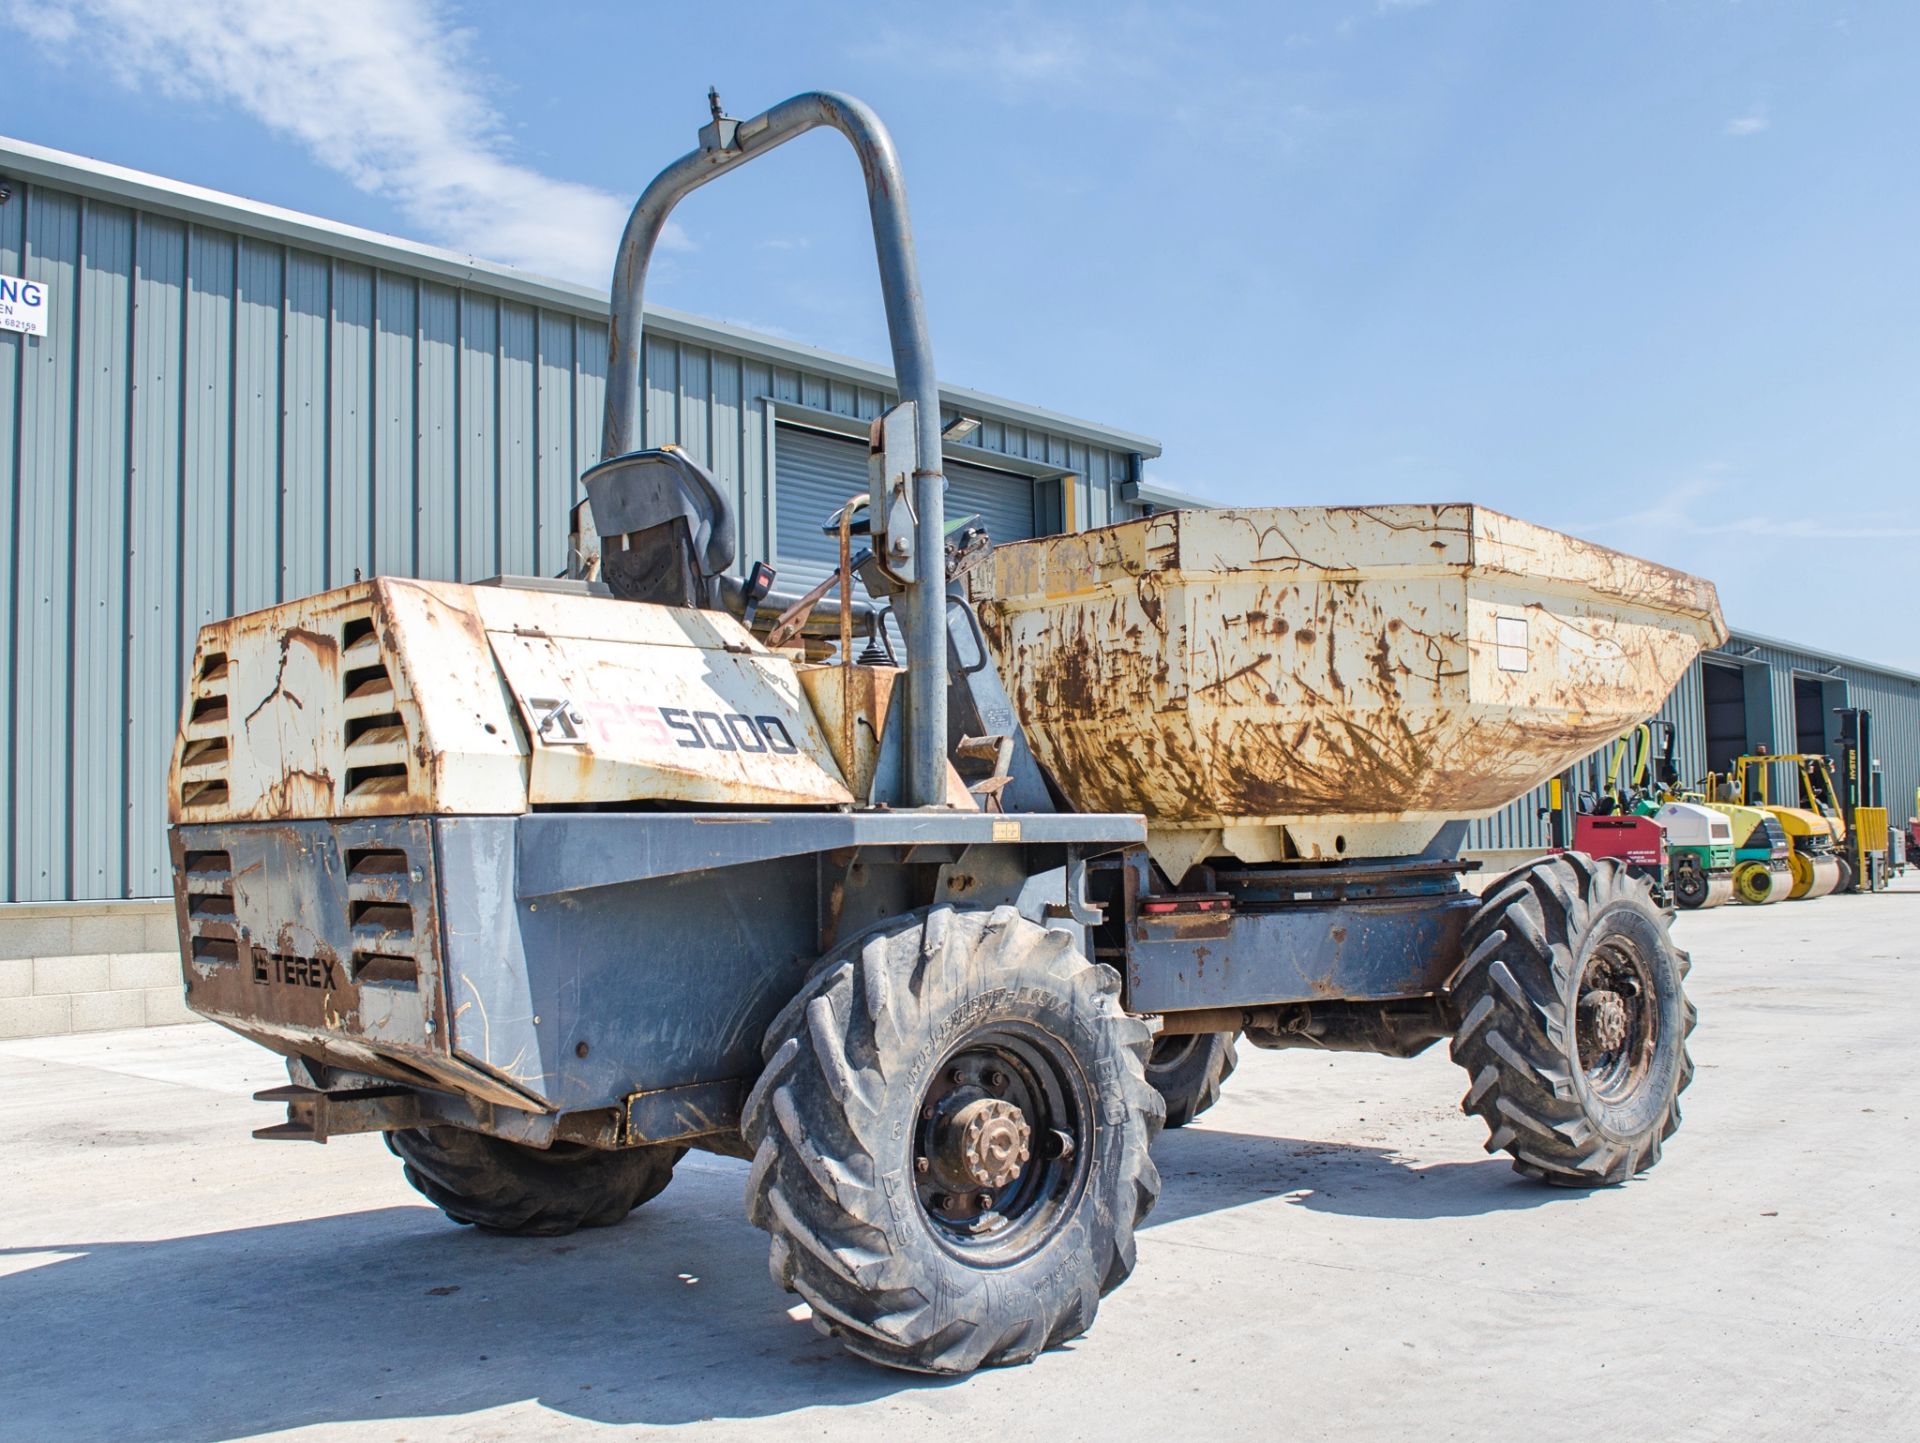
left=950, top=1066, right=967, bottom=1085
left=988, top=1069, right=1009, bottom=1092
left=914, top=1156, right=930, bottom=1175
left=929, top=1193, right=949, bottom=1211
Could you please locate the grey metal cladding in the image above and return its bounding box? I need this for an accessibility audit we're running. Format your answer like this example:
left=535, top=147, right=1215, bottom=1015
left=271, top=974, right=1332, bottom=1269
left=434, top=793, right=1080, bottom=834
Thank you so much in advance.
left=0, top=144, right=1156, bottom=904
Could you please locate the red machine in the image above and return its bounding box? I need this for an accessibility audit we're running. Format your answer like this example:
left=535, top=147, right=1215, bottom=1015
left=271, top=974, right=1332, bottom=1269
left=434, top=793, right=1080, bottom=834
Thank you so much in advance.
left=1573, top=813, right=1670, bottom=902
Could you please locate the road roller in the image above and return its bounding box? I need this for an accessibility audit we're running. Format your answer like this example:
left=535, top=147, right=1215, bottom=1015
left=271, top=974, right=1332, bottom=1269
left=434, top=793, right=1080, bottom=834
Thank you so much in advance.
left=1704, top=802, right=1793, bottom=904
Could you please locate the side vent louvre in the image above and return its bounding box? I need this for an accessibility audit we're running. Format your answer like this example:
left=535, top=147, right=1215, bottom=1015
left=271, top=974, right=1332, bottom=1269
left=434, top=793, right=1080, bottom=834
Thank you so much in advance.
left=339, top=615, right=409, bottom=809
left=344, top=847, right=420, bottom=988
left=343, top=664, right=394, bottom=703
left=182, top=849, right=238, bottom=967
left=346, top=764, right=408, bottom=799
left=179, top=650, right=232, bottom=812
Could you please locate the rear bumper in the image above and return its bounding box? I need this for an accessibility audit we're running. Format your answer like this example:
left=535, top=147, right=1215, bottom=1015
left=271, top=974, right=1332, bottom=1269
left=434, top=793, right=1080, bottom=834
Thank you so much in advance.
left=172, top=817, right=530, bottom=1107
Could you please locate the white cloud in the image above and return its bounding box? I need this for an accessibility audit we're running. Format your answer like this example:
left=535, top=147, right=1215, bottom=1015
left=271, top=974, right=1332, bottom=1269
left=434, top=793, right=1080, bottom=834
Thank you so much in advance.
left=1, top=0, right=684, bottom=284
left=1581, top=472, right=1920, bottom=543
left=1724, top=110, right=1770, bottom=137
left=850, top=4, right=1161, bottom=97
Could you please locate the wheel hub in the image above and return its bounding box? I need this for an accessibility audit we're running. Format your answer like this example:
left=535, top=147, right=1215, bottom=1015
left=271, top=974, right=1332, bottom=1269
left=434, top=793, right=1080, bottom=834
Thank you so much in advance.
left=913, top=1037, right=1082, bottom=1248
left=945, top=1097, right=1032, bottom=1189
left=1578, top=988, right=1630, bottom=1055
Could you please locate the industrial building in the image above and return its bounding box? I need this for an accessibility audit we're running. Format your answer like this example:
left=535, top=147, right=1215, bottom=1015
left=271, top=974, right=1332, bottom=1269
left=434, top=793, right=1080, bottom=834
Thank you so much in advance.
left=1468, top=633, right=1920, bottom=864
left=1, top=134, right=1915, bottom=1037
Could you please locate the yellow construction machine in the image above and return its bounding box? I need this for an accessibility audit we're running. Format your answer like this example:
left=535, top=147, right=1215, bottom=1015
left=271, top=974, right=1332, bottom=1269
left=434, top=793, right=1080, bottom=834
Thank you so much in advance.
left=1708, top=752, right=1847, bottom=899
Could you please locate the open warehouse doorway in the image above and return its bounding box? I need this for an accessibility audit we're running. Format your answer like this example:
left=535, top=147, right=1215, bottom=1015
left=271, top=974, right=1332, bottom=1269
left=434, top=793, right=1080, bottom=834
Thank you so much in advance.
left=1702, top=658, right=1775, bottom=775
left=1794, top=674, right=1848, bottom=759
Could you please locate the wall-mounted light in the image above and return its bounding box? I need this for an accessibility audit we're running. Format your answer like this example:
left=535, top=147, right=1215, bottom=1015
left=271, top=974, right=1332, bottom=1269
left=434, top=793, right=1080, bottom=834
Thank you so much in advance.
left=0, top=177, right=13, bottom=206
left=941, top=414, right=981, bottom=443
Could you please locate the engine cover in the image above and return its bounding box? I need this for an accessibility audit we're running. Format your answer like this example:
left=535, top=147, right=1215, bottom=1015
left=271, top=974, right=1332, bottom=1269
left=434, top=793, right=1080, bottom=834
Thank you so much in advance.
left=168, top=577, right=852, bottom=823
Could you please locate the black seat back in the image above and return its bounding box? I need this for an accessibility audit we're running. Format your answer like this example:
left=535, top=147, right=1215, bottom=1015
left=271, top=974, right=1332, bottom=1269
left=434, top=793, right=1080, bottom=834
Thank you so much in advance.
left=584, top=447, right=736, bottom=608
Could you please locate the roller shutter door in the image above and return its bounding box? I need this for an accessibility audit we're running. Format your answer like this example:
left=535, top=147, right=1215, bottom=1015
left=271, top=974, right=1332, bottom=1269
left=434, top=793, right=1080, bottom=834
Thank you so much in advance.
left=772, top=425, right=1037, bottom=593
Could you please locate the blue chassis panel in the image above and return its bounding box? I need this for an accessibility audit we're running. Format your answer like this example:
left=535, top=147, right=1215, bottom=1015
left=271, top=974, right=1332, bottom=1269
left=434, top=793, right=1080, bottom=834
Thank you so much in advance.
left=174, top=807, right=1482, bottom=1140
left=174, top=810, right=1142, bottom=1132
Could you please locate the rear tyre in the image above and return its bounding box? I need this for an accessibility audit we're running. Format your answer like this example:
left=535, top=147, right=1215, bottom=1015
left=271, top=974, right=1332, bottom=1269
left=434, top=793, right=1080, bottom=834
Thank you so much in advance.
left=743, top=904, right=1163, bottom=1374
left=1447, top=854, right=1695, bottom=1187
left=1146, top=1031, right=1239, bottom=1128
left=388, top=1127, right=683, bottom=1237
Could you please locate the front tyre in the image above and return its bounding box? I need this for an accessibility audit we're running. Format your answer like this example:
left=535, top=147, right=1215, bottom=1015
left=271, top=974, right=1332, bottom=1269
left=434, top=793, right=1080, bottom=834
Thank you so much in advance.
left=1447, top=855, right=1696, bottom=1186
left=743, top=905, right=1163, bottom=1374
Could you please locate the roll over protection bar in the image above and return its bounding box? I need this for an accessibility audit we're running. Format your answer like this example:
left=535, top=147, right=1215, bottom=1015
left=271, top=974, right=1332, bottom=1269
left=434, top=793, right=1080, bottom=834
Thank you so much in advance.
left=601, top=90, right=950, bottom=808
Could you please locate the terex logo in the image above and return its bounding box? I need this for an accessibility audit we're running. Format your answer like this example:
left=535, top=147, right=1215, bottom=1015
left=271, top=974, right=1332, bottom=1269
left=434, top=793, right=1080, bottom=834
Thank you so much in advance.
left=252, top=951, right=339, bottom=989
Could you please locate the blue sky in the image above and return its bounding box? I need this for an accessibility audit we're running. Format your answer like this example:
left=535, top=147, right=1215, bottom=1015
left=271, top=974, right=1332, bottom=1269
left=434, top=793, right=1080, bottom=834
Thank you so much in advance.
left=5, top=0, right=1917, bottom=669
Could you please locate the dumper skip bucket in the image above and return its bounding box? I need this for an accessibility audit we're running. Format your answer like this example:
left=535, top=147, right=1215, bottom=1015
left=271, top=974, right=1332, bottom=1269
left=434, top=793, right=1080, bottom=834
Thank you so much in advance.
left=974, top=505, right=1725, bottom=879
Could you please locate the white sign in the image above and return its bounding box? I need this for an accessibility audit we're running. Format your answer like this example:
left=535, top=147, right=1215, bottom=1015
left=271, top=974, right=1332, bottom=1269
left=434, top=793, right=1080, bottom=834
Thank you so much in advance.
left=0, top=273, right=48, bottom=337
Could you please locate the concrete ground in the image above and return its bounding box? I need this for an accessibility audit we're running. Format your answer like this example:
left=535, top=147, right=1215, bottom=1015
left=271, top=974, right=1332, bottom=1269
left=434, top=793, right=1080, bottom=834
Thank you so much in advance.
left=3, top=879, right=1916, bottom=1443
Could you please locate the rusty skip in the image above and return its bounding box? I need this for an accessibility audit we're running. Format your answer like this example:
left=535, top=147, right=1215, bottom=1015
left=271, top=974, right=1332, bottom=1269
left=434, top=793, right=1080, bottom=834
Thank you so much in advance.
left=974, top=504, right=1725, bottom=877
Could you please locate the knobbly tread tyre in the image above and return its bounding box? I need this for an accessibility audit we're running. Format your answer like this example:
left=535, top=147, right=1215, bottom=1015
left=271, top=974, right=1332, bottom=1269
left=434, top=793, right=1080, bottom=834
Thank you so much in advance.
left=741, top=904, right=1164, bottom=1374
left=1146, top=1030, right=1239, bottom=1128
left=1446, top=854, right=1696, bottom=1187
left=387, top=1126, right=683, bottom=1237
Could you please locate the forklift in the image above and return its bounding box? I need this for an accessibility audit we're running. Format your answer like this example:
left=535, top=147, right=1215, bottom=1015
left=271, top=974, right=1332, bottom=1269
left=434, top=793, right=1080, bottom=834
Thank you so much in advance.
left=1833, top=709, right=1892, bottom=893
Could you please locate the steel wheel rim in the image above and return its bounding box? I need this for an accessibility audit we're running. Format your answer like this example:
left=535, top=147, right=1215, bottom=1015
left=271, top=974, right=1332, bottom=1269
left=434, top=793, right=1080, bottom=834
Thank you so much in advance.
left=1575, top=938, right=1659, bottom=1104
left=912, top=1022, right=1090, bottom=1265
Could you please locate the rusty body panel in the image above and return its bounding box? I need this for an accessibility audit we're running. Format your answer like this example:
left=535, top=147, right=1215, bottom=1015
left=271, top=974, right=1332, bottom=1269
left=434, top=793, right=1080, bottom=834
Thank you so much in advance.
left=976, top=505, right=1726, bottom=876
left=169, top=577, right=852, bottom=826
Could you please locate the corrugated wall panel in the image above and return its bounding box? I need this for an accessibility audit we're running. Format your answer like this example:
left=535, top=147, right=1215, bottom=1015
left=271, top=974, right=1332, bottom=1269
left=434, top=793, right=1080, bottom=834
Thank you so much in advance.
left=328, top=260, right=373, bottom=587
left=126, top=214, right=184, bottom=897
left=281, top=250, right=329, bottom=599
left=71, top=200, right=132, bottom=900
left=232, top=236, right=281, bottom=616
left=498, top=301, right=537, bottom=578
left=181, top=228, right=233, bottom=648
left=535, top=310, right=575, bottom=577
left=457, top=293, right=498, bottom=579
left=15, top=187, right=79, bottom=900
left=571, top=317, right=607, bottom=523
left=416, top=282, right=459, bottom=581
left=372, top=272, right=415, bottom=578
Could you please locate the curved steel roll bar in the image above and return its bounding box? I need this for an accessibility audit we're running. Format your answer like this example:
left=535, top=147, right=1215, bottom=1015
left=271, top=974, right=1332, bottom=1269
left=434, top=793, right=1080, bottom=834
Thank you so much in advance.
left=601, top=90, right=950, bottom=809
